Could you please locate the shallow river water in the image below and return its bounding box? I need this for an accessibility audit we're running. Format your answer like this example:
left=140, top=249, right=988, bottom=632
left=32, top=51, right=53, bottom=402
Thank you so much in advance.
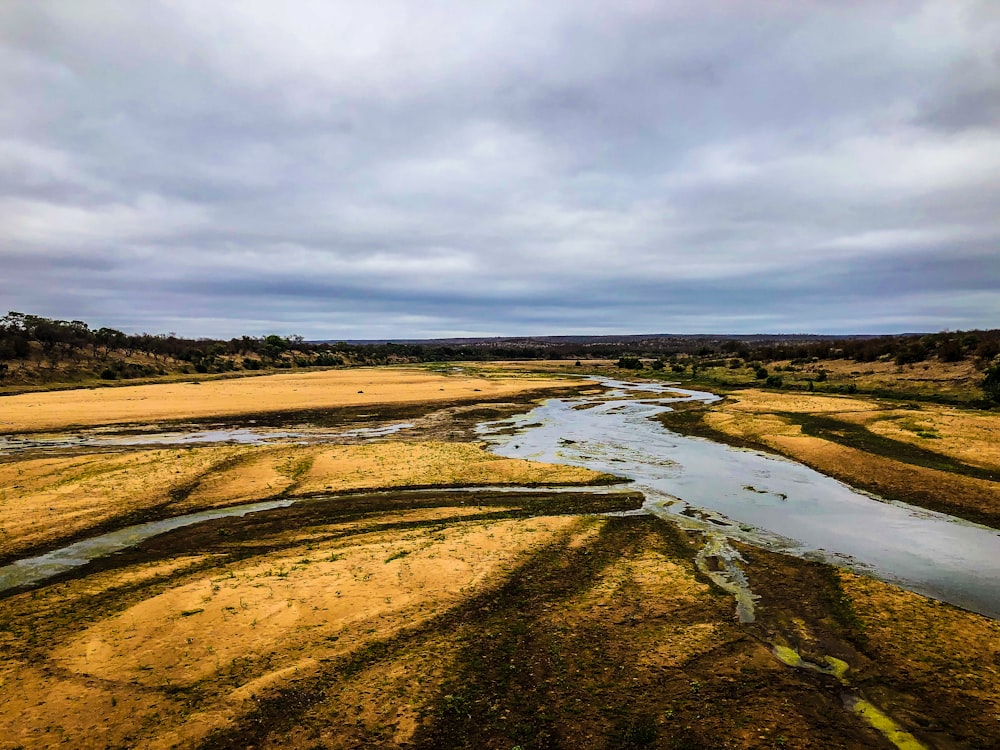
left=478, top=378, right=1000, bottom=620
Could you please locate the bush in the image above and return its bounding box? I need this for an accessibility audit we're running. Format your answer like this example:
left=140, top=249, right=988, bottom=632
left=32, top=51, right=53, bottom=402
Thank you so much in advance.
left=983, top=364, right=1000, bottom=402
left=754, top=367, right=768, bottom=379
left=765, top=374, right=783, bottom=388
left=100, top=368, right=117, bottom=380
left=617, top=356, right=643, bottom=370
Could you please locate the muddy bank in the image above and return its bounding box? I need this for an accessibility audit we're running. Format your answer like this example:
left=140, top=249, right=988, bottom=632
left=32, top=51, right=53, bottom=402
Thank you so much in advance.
left=0, top=440, right=617, bottom=567
left=0, top=487, right=643, bottom=592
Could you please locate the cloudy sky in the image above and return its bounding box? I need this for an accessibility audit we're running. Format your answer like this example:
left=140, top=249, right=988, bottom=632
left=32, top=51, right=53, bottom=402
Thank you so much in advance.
left=1, top=1, right=998, bottom=338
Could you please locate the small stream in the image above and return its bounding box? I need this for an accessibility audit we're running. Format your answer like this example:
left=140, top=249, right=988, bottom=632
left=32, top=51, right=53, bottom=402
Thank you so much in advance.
left=0, top=499, right=296, bottom=591
left=478, top=378, right=1000, bottom=620
left=0, top=422, right=416, bottom=456
left=0, top=485, right=635, bottom=594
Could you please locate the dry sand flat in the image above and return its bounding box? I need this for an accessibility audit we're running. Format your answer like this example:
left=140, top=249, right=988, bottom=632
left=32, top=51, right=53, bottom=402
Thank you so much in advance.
left=5, top=365, right=1000, bottom=748
left=0, top=367, right=587, bottom=433
left=0, top=441, right=609, bottom=561
left=0, top=507, right=587, bottom=749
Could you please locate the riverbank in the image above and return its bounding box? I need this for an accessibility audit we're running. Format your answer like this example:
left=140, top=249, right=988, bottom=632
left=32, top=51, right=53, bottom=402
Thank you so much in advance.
left=657, top=388, right=1000, bottom=529
left=4, top=487, right=998, bottom=749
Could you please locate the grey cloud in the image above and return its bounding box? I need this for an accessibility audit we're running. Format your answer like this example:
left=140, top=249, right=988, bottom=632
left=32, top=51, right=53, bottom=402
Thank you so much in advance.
left=0, top=1, right=998, bottom=338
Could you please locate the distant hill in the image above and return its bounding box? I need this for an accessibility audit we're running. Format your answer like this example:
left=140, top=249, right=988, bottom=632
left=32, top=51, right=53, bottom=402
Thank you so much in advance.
left=319, top=333, right=893, bottom=347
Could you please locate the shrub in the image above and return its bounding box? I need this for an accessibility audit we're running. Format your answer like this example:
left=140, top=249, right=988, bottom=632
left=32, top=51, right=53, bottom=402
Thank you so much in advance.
left=983, top=364, right=1000, bottom=402
left=100, top=368, right=117, bottom=380
left=617, top=356, right=643, bottom=370
left=754, top=367, right=768, bottom=379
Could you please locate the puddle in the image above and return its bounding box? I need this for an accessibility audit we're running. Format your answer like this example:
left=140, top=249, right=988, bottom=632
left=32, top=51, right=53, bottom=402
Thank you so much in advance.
left=0, top=499, right=295, bottom=591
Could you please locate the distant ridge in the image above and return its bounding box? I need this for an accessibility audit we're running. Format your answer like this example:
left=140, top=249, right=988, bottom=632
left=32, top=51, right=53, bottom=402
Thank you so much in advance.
left=314, top=333, right=903, bottom=346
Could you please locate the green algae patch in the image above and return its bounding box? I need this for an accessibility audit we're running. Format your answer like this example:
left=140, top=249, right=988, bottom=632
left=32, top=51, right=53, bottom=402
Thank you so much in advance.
left=773, top=645, right=924, bottom=749
left=823, top=655, right=849, bottom=682
left=850, top=698, right=927, bottom=750
left=773, top=644, right=804, bottom=668
left=772, top=646, right=849, bottom=683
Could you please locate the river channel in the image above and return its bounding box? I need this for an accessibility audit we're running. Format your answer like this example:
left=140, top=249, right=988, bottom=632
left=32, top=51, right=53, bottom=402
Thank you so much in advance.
left=479, top=378, right=1000, bottom=620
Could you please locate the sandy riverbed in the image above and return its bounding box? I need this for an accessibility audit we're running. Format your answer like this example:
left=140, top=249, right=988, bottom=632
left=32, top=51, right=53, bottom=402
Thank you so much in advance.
left=0, top=367, right=587, bottom=433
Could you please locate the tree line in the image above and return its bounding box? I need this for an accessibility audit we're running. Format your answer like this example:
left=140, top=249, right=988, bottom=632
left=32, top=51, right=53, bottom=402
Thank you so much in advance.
left=2, top=312, right=998, bottom=395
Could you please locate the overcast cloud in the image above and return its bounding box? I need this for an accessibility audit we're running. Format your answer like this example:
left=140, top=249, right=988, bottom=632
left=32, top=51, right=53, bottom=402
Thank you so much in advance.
left=1, top=1, right=998, bottom=338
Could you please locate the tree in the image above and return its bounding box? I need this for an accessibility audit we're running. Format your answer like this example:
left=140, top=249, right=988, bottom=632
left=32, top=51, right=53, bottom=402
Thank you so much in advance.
left=983, top=363, right=1000, bottom=402
left=938, top=338, right=964, bottom=363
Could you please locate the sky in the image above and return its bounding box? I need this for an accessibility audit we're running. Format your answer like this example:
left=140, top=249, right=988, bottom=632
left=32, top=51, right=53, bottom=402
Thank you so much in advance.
left=1, top=1, right=998, bottom=339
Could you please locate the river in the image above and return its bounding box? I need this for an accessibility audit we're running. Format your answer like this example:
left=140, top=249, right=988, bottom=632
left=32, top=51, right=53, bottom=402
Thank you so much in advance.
left=3, top=377, right=999, bottom=621
left=478, top=378, right=1000, bottom=620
